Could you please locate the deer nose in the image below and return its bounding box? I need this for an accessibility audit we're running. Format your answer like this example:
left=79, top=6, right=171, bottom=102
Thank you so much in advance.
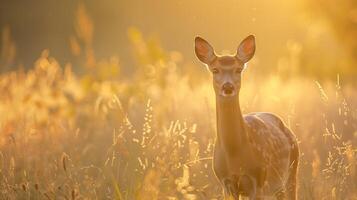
left=222, top=83, right=234, bottom=95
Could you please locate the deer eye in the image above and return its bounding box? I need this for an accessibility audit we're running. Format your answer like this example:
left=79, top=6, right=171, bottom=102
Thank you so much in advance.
left=212, top=68, right=219, bottom=74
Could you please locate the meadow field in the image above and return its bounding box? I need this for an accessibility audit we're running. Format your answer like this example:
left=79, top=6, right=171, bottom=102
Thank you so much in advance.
left=0, top=26, right=356, bottom=199
left=0, top=1, right=357, bottom=198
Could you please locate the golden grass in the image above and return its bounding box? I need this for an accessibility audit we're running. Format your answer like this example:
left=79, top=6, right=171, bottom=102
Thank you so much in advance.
left=0, top=30, right=356, bottom=199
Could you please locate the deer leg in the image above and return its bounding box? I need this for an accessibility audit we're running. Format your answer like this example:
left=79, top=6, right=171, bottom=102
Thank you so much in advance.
left=223, top=189, right=239, bottom=200
left=285, top=140, right=299, bottom=200
left=223, top=178, right=239, bottom=200
left=275, top=189, right=286, bottom=200
left=285, top=164, right=298, bottom=200
left=253, top=187, right=264, bottom=200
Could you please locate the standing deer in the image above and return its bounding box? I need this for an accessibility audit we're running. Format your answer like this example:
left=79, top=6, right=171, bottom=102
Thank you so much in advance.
left=194, top=35, right=299, bottom=199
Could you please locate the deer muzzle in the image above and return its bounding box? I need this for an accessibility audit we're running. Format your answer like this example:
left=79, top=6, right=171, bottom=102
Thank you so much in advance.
left=222, top=82, right=235, bottom=96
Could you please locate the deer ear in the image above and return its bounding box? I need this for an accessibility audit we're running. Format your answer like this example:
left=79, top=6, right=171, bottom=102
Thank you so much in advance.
left=195, top=36, right=216, bottom=64
left=236, top=35, right=256, bottom=63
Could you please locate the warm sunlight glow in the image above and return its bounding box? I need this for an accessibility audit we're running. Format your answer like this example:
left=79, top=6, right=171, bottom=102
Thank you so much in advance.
left=0, top=0, right=356, bottom=199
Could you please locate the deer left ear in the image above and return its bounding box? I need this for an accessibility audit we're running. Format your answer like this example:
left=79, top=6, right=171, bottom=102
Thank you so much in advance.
left=236, top=35, right=256, bottom=63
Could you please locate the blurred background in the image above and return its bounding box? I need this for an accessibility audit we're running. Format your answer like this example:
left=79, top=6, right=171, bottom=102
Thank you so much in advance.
left=1, top=0, right=357, bottom=79
left=0, top=0, right=356, bottom=199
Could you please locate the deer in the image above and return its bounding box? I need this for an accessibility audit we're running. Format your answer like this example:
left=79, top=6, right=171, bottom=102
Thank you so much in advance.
left=194, top=35, right=299, bottom=199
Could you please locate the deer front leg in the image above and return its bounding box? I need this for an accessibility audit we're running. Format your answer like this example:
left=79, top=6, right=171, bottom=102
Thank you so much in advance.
left=275, top=189, right=286, bottom=200
left=254, top=187, right=264, bottom=200
left=222, top=177, right=239, bottom=200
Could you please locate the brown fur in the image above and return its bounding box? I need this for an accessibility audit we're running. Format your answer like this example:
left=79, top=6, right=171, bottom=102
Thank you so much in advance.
left=194, top=35, right=299, bottom=199
left=217, top=56, right=237, bottom=66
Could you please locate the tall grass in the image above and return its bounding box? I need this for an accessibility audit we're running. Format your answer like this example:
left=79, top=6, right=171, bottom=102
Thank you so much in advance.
left=0, top=25, right=356, bottom=199
left=0, top=44, right=356, bottom=200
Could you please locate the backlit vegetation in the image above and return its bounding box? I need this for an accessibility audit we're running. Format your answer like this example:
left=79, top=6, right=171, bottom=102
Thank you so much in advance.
left=0, top=3, right=356, bottom=200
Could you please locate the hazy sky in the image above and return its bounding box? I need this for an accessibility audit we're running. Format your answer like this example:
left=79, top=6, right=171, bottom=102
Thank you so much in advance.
left=0, top=0, right=321, bottom=71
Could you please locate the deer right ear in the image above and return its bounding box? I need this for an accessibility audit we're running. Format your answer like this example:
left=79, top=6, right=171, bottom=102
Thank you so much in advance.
left=195, top=37, right=216, bottom=65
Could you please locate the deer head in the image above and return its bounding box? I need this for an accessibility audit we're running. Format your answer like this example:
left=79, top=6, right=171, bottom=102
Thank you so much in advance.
left=195, top=35, right=256, bottom=97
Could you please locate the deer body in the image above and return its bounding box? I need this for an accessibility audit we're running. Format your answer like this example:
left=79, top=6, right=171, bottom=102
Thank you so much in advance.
left=195, top=36, right=299, bottom=199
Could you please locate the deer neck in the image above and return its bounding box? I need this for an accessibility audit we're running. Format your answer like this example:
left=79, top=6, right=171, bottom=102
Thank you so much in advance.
left=216, top=95, right=247, bottom=155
